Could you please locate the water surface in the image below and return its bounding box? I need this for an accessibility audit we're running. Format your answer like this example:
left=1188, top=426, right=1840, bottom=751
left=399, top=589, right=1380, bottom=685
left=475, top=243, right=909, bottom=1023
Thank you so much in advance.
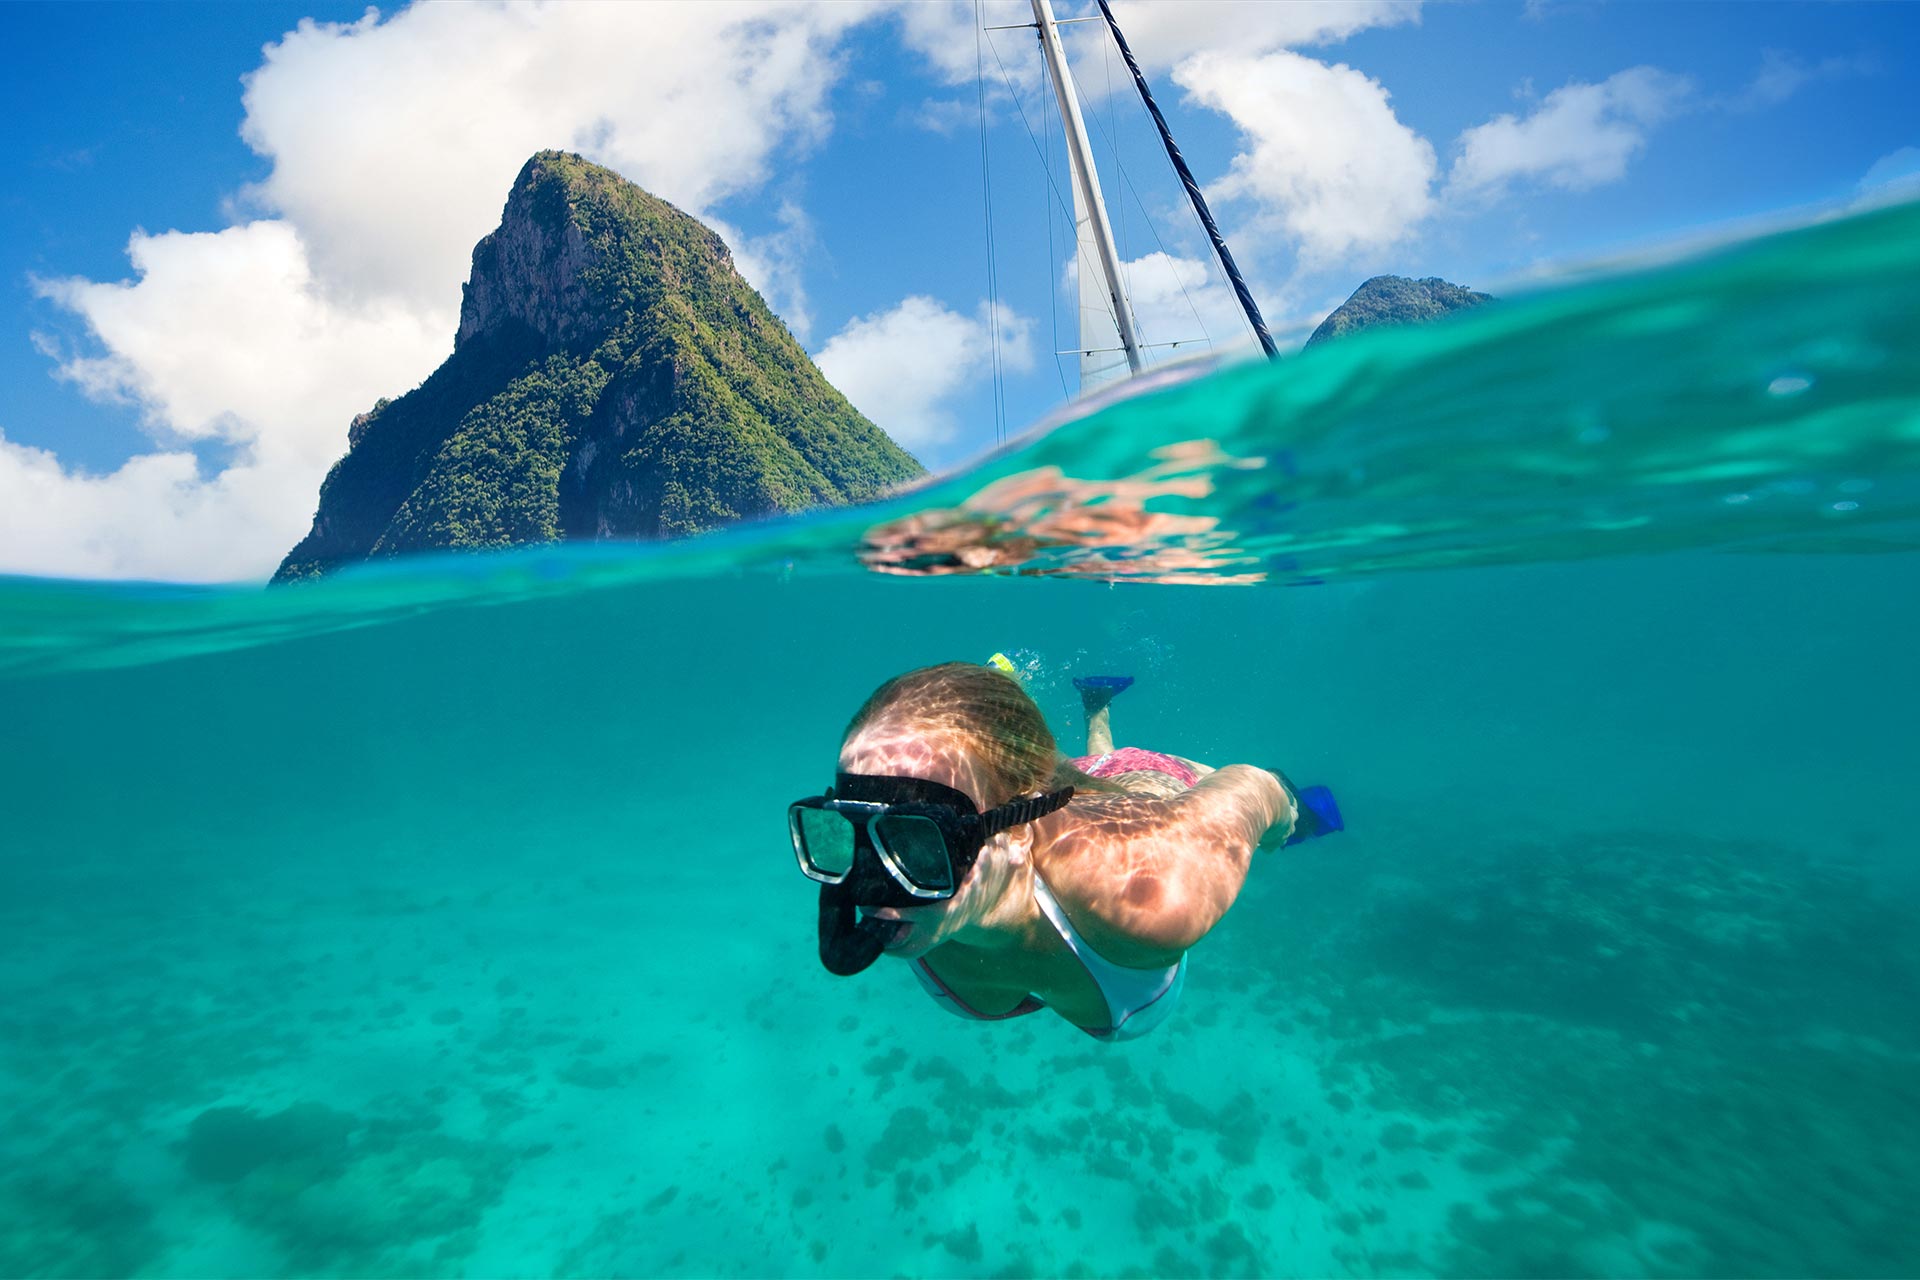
left=2, top=201, right=1917, bottom=1278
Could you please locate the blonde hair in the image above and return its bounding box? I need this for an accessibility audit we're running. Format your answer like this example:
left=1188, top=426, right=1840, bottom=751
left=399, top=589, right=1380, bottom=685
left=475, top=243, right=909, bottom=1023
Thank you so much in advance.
left=845, top=662, right=1124, bottom=806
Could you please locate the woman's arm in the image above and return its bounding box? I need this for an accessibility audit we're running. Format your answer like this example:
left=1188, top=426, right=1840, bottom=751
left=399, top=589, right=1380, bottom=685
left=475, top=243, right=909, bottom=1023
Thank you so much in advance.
left=1052, top=765, right=1293, bottom=963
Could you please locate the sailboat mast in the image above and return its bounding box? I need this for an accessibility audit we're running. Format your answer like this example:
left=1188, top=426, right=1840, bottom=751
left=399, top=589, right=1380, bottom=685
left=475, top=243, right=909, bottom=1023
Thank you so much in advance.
left=1030, top=0, right=1143, bottom=378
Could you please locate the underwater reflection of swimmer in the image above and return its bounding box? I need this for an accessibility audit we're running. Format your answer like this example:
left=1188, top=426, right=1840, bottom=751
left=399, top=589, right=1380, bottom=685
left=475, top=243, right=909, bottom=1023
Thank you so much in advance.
left=788, top=661, right=1342, bottom=1041
left=857, top=463, right=1267, bottom=584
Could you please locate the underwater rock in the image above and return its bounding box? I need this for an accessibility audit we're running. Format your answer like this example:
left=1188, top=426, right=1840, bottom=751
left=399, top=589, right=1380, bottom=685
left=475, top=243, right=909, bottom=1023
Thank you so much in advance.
left=0, top=1167, right=163, bottom=1278
left=178, top=1100, right=514, bottom=1272
left=1356, top=829, right=1919, bottom=1039
left=181, top=1101, right=356, bottom=1185
left=1288, top=825, right=1920, bottom=1278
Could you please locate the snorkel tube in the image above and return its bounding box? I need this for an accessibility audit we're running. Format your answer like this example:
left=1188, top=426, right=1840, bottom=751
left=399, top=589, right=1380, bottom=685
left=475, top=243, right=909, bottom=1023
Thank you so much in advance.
left=814, top=834, right=925, bottom=976
left=811, top=778, right=1074, bottom=976
left=817, top=883, right=894, bottom=976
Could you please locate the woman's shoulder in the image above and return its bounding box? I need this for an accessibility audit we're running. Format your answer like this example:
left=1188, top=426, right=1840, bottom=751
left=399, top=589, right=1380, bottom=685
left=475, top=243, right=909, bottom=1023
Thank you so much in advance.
left=1053, top=783, right=1173, bottom=817
left=1033, top=793, right=1205, bottom=966
left=1035, top=766, right=1285, bottom=960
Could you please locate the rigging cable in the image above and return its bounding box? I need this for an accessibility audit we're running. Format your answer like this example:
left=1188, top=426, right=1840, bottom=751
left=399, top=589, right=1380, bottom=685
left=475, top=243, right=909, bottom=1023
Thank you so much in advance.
left=985, top=28, right=1075, bottom=222
left=1094, top=0, right=1278, bottom=360
left=1082, top=73, right=1213, bottom=351
left=985, top=23, right=1130, bottom=377
left=1102, top=28, right=1138, bottom=354
left=974, top=0, right=1007, bottom=443
left=1042, top=100, right=1069, bottom=397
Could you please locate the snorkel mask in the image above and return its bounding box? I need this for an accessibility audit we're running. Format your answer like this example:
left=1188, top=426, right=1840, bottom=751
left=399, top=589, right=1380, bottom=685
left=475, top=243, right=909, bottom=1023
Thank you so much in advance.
left=790, top=773, right=1074, bottom=976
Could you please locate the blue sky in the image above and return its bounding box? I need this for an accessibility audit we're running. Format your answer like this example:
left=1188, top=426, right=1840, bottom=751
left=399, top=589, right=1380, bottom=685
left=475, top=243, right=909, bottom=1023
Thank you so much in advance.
left=1, top=0, right=1915, bottom=581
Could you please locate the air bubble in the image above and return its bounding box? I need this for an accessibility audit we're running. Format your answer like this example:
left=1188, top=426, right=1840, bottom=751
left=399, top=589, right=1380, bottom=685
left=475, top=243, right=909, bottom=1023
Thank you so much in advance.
left=1767, top=374, right=1813, bottom=397
left=1832, top=501, right=1860, bottom=512
left=1722, top=493, right=1751, bottom=505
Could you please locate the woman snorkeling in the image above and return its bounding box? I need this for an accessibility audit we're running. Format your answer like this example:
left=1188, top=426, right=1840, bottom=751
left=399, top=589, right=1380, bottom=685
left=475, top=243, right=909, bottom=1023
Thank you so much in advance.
left=789, top=661, right=1341, bottom=1041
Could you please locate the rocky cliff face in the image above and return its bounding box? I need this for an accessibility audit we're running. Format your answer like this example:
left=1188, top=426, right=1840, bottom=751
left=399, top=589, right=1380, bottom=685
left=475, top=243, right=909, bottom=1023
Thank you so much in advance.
left=1303, top=276, right=1494, bottom=350
left=274, top=152, right=923, bottom=582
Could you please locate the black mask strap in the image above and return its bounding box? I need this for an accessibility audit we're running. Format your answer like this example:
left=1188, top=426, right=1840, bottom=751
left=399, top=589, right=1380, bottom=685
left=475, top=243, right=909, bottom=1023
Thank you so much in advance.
left=979, top=787, right=1075, bottom=837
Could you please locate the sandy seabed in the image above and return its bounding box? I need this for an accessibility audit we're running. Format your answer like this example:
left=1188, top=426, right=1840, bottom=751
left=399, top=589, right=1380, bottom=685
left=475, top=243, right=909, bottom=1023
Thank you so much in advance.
left=4, top=791, right=1916, bottom=1279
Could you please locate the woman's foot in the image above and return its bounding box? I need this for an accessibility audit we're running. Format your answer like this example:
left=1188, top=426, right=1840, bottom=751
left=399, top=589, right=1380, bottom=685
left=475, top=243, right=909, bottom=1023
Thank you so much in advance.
left=1074, top=675, right=1134, bottom=756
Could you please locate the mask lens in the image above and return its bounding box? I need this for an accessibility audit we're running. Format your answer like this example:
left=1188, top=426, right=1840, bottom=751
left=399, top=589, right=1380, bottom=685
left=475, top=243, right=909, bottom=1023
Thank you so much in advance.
left=793, top=806, right=856, bottom=877
left=873, top=815, right=955, bottom=891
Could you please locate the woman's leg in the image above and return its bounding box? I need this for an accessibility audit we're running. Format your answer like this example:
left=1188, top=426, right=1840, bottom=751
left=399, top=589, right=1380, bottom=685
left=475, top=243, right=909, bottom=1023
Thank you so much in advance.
left=1074, top=675, right=1133, bottom=756
left=1084, top=698, right=1114, bottom=756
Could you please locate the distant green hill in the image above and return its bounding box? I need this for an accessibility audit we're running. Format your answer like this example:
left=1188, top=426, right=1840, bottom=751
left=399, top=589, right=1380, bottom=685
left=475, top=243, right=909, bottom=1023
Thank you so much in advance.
left=1303, top=276, right=1494, bottom=350
left=274, top=152, right=923, bottom=582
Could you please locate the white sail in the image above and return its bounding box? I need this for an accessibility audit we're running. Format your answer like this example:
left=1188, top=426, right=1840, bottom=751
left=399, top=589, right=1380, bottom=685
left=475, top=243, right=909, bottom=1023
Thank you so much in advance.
left=1032, top=0, right=1142, bottom=398
left=1070, top=146, right=1133, bottom=395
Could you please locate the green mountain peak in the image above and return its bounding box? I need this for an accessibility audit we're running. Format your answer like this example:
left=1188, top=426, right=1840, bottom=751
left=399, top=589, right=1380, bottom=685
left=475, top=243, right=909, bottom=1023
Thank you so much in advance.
left=1303, top=275, right=1495, bottom=350
left=274, top=151, right=923, bottom=582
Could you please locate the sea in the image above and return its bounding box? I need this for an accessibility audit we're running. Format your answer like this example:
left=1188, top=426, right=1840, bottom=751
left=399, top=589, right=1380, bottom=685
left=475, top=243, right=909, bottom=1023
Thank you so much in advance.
left=3, top=199, right=1917, bottom=1278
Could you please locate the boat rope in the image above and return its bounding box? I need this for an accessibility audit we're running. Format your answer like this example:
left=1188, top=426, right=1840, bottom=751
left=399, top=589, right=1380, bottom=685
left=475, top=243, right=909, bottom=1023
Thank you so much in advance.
left=974, top=0, right=1008, bottom=443
left=1094, top=0, right=1278, bottom=360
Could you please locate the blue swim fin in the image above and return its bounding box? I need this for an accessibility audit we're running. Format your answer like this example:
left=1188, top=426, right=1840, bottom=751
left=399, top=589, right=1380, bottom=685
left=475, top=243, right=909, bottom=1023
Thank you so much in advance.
left=1268, top=768, right=1344, bottom=845
left=1286, top=785, right=1344, bottom=845
left=1073, top=675, right=1135, bottom=695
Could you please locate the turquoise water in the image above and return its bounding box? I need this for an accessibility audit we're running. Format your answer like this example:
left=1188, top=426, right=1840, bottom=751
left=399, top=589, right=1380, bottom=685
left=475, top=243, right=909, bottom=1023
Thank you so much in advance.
left=4, top=202, right=1919, bottom=1277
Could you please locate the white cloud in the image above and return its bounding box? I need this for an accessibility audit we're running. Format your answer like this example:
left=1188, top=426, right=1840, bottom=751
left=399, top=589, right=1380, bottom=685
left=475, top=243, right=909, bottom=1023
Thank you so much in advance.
left=7, top=221, right=450, bottom=581
left=1064, top=250, right=1261, bottom=362
left=0, top=434, right=318, bottom=582
left=238, top=2, right=870, bottom=306
left=705, top=201, right=820, bottom=343
left=1855, top=146, right=1920, bottom=209
left=37, top=222, right=446, bottom=462
left=1448, top=66, right=1693, bottom=199
left=1726, top=50, right=1867, bottom=113
left=916, top=5, right=1434, bottom=279
left=892, top=1, right=1056, bottom=140
left=1088, top=0, right=1420, bottom=77
left=1521, top=0, right=1591, bottom=22
left=815, top=296, right=1033, bottom=449
left=893, top=0, right=1031, bottom=88
left=908, top=97, right=986, bottom=137
left=25, top=1, right=885, bottom=581
left=900, top=0, right=1421, bottom=137
left=898, top=0, right=1420, bottom=89
left=1175, top=51, right=1437, bottom=264
left=1120, top=251, right=1249, bottom=352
